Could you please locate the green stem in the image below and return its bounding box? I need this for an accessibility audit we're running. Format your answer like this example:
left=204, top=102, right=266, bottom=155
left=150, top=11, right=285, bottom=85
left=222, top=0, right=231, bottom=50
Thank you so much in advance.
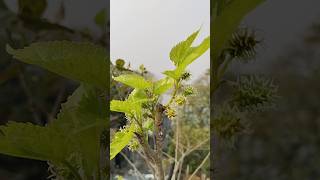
left=166, top=81, right=180, bottom=107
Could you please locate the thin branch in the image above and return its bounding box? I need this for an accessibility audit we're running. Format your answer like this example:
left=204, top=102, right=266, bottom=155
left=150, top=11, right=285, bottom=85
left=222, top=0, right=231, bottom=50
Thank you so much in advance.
left=184, top=138, right=209, bottom=157
left=168, top=136, right=186, bottom=155
left=137, top=150, right=156, bottom=175
left=171, top=116, right=180, bottom=180
left=120, top=152, right=145, bottom=180
left=188, top=152, right=210, bottom=180
left=177, top=158, right=184, bottom=180
left=162, top=151, right=175, bottom=162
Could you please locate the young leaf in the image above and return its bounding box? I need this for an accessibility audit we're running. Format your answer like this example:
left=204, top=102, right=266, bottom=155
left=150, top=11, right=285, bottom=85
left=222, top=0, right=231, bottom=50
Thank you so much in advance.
left=110, top=125, right=135, bottom=160
left=170, top=30, right=200, bottom=66
left=163, top=69, right=182, bottom=80
left=164, top=36, right=210, bottom=80
left=110, top=100, right=142, bottom=116
left=153, top=77, right=174, bottom=95
left=179, top=36, right=210, bottom=69
left=6, top=41, right=108, bottom=88
left=113, top=74, right=152, bottom=89
left=128, top=89, right=148, bottom=101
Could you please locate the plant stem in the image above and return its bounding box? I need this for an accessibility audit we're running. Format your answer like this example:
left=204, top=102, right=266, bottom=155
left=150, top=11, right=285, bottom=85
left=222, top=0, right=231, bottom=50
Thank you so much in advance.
left=166, top=81, right=179, bottom=107
left=153, top=104, right=165, bottom=180
left=171, top=116, right=180, bottom=180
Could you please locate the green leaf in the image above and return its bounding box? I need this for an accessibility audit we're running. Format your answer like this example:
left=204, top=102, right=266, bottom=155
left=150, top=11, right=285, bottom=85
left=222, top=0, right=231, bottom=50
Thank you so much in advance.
left=163, top=69, right=182, bottom=80
left=212, top=0, right=265, bottom=66
left=0, top=122, right=71, bottom=162
left=180, top=36, right=210, bottom=69
left=70, top=86, right=107, bottom=177
left=52, top=84, right=107, bottom=131
left=110, top=125, right=135, bottom=160
left=170, top=30, right=200, bottom=66
left=50, top=84, right=107, bottom=177
left=6, top=41, right=108, bottom=88
left=110, top=100, right=142, bottom=116
left=113, top=74, right=152, bottom=89
left=128, top=89, right=148, bottom=101
left=153, top=77, right=174, bottom=95
left=164, top=36, right=210, bottom=80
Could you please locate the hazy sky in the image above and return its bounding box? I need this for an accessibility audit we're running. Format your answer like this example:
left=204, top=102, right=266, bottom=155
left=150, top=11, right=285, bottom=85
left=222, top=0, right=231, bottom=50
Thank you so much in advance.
left=110, top=0, right=210, bottom=80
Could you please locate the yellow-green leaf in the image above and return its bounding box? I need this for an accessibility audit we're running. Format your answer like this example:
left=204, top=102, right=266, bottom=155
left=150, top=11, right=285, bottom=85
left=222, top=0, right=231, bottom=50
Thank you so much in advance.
left=110, top=125, right=135, bottom=160
left=113, top=74, right=152, bottom=89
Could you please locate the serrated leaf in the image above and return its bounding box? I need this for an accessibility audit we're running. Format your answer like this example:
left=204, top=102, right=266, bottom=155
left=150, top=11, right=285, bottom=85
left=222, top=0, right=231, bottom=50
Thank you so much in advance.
left=69, top=86, right=107, bottom=176
left=6, top=41, right=108, bottom=88
left=0, top=122, right=71, bottom=162
left=113, top=74, right=152, bottom=89
left=110, top=100, right=142, bottom=117
left=179, top=36, right=210, bottom=68
left=110, top=125, right=135, bottom=160
left=49, top=84, right=107, bottom=177
left=164, top=36, right=210, bottom=80
left=153, top=77, right=174, bottom=95
left=170, top=30, right=200, bottom=66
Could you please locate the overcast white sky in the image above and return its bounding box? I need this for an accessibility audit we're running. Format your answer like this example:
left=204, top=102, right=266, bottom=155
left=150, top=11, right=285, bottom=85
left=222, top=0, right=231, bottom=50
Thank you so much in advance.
left=110, top=0, right=210, bottom=80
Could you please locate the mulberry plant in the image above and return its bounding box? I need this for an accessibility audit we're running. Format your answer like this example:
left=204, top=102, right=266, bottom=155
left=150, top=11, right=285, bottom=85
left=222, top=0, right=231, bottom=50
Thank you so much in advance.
left=110, top=29, right=210, bottom=179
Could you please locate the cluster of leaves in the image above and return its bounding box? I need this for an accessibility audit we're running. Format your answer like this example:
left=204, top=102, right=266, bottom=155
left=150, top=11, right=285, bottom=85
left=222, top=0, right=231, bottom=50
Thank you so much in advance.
left=110, top=29, right=210, bottom=177
left=1, top=41, right=108, bottom=180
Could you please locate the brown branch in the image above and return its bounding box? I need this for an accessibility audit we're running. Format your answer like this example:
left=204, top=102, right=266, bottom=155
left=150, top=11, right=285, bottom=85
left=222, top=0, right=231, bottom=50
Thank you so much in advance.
left=153, top=104, right=165, bottom=180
